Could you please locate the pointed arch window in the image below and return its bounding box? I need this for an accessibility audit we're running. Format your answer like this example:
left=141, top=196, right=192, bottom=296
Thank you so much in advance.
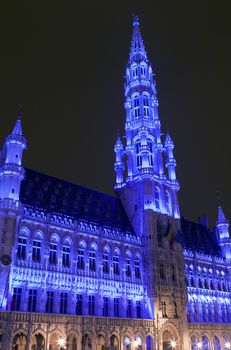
left=165, top=191, right=171, bottom=214
left=77, top=244, right=85, bottom=270
left=143, top=95, right=149, bottom=116
left=89, top=246, right=96, bottom=272
left=62, top=242, right=70, bottom=267
left=125, top=253, right=131, bottom=277
left=32, top=239, right=41, bottom=263
left=136, top=140, right=142, bottom=168
left=49, top=242, right=57, bottom=265
left=132, top=65, right=138, bottom=78
left=113, top=251, right=120, bottom=275
left=154, top=187, right=160, bottom=210
left=103, top=248, right=109, bottom=274
left=17, top=237, right=27, bottom=260
left=133, top=96, right=140, bottom=118
left=147, top=139, right=153, bottom=166
left=134, top=257, right=141, bottom=279
left=140, top=65, right=146, bottom=77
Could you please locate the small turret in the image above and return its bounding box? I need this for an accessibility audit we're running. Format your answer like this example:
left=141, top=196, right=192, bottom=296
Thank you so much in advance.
left=114, top=136, right=124, bottom=189
left=164, top=133, right=176, bottom=181
left=0, top=116, right=27, bottom=203
left=216, top=206, right=231, bottom=259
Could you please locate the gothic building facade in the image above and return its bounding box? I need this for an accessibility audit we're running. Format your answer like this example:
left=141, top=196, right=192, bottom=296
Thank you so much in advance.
left=0, top=16, right=231, bottom=350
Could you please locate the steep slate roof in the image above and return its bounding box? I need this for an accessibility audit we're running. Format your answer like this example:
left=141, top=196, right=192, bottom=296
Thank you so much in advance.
left=178, top=217, right=221, bottom=257
left=20, top=168, right=134, bottom=234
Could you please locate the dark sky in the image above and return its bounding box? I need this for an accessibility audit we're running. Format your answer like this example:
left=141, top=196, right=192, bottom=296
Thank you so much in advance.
left=0, top=1, right=231, bottom=227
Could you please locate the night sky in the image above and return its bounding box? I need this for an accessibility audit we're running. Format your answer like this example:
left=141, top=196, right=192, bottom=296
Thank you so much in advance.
left=0, top=1, right=231, bottom=227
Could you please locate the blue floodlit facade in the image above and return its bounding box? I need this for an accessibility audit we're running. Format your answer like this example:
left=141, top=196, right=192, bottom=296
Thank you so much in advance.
left=0, top=16, right=231, bottom=350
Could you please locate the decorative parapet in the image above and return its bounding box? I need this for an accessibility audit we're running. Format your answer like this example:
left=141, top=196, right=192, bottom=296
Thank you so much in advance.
left=0, top=198, right=20, bottom=211
left=0, top=311, right=154, bottom=328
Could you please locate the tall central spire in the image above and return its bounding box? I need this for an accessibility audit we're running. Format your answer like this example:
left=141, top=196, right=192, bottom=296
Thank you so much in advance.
left=114, top=17, right=180, bottom=219
left=129, top=16, right=148, bottom=64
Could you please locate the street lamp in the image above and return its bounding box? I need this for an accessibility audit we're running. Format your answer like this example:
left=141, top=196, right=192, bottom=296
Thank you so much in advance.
left=225, top=342, right=231, bottom=349
left=197, top=342, right=202, bottom=349
left=170, top=340, right=176, bottom=349
left=57, top=337, right=66, bottom=350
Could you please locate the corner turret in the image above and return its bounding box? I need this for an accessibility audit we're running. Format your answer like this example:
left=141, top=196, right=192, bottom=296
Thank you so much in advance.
left=0, top=117, right=26, bottom=203
left=216, top=206, right=231, bottom=259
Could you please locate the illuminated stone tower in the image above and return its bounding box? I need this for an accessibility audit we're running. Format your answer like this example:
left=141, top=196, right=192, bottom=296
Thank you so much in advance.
left=114, top=17, right=189, bottom=349
left=216, top=206, right=231, bottom=260
left=0, top=116, right=26, bottom=308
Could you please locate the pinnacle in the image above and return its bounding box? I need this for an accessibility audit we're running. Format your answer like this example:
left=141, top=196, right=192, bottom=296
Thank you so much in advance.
left=129, top=16, right=148, bottom=64
left=217, top=206, right=228, bottom=225
left=12, top=119, right=23, bottom=136
left=164, top=133, right=173, bottom=146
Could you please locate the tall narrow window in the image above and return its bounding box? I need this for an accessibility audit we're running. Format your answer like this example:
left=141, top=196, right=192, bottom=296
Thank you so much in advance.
left=126, top=256, right=131, bottom=277
left=103, top=297, right=109, bottom=316
left=28, top=289, right=37, bottom=312
left=143, top=96, right=149, bottom=116
left=134, top=258, right=141, bottom=279
left=136, top=300, right=141, bottom=318
left=32, top=240, right=41, bottom=262
left=132, top=66, right=138, bottom=78
left=127, top=300, right=132, bottom=318
left=136, top=141, right=142, bottom=168
left=46, top=291, right=54, bottom=313
left=140, top=65, right=146, bottom=77
left=165, top=191, right=171, bottom=214
left=162, top=301, right=167, bottom=317
left=62, top=245, right=70, bottom=267
left=17, top=237, right=27, bottom=260
left=89, top=250, right=96, bottom=271
left=88, top=296, right=95, bottom=315
left=155, top=187, right=160, bottom=209
left=114, top=298, right=119, bottom=317
left=147, top=139, right=153, bottom=166
left=134, top=96, right=140, bottom=117
left=173, top=301, right=178, bottom=318
left=60, top=292, right=68, bottom=314
left=103, top=252, right=109, bottom=273
left=76, top=294, right=82, bottom=315
left=77, top=248, right=84, bottom=269
left=49, top=243, right=57, bottom=265
left=11, top=288, right=22, bottom=311
left=159, top=263, right=165, bottom=279
left=113, top=255, right=120, bottom=275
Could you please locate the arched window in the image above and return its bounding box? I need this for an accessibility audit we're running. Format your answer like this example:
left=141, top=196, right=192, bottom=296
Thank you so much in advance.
left=124, top=337, right=131, bottom=350
left=77, top=242, right=85, bottom=270
left=89, top=245, right=97, bottom=272
left=113, top=250, right=120, bottom=275
left=132, top=65, right=138, bottom=78
left=103, top=247, right=109, bottom=274
left=202, top=336, right=210, bottom=350
left=62, top=240, right=71, bottom=267
left=213, top=336, right=221, bottom=350
left=49, top=235, right=59, bottom=265
left=17, top=237, right=27, bottom=260
left=143, top=95, right=149, bottom=116
left=136, top=140, right=142, bottom=168
left=147, top=139, right=153, bottom=166
left=32, top=232, right=43, bottom=263
left=125, top=252, right=131, bottom=277
left=133, top=96, right=140, bottom=118
left=140, top=64, right=146, bottom=77
left=134, top=256, right=141, bottom=278
left=154, top=187, right=160, bottom=209
left=165, top=191, right=171, bottom=214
